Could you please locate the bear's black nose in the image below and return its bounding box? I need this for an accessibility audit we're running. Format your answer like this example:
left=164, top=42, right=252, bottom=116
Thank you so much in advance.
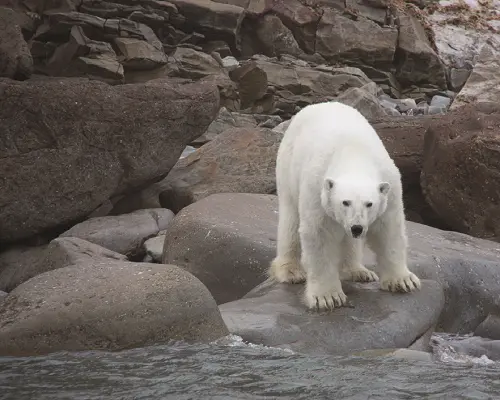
left=351, top=225, right=363, bottom=238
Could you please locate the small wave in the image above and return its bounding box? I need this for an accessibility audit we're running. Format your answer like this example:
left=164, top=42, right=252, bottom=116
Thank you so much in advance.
left=211, top=334, right=296, bottom=355
left=431, top=333, right=496, bottom=366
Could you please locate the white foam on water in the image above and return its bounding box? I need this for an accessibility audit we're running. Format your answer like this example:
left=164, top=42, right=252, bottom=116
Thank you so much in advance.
left=211, top=334, right=296, bottom=355
left=431, top=332, right=496, bottom=366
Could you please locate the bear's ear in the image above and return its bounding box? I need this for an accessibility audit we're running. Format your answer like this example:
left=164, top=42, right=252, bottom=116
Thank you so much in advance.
left=379, top=182, right=390, bottom=195
left=324, top=178, right=335, bottom=191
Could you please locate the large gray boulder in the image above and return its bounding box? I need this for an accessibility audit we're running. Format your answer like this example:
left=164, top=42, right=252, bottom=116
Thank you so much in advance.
left=0, top=77, right=219, bottom=243
left=0, top=261, right=228, bottom=356
left=220, top=279, right=444, bottom=356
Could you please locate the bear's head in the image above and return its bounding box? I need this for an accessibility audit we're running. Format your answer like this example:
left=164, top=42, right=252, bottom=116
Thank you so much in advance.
left=320, top=177, right=390, bottom=239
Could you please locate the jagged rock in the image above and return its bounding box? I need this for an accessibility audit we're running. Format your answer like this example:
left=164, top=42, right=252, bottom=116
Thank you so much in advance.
left=253, top=55, right=374, bottom=118
left=171, top=46, right=222, bottom=79
left=395, top=12, right=447, bottom=89
left=451, top=39, right=500, bottom=109
left=45, top=25, right=123, bottom=83
left=114, top=37, right=168, bottom=70
left=167, top=0, right=245, bottom=50
left=229, top=61, right=268, bottom=109
left=254, top=13, right=303, bottom=58
left=336, top=82, right=387, bottom=119
left=0, top=77, right=219, bottom=243
left=0, top=7, right=33, bottom=80
left=315, top=8, right=398, bottom=68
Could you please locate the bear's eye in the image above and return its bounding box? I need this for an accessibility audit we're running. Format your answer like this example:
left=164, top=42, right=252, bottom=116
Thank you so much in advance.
left=366, top=202, right=373, bottom=208
left=342, top=200, right=351, bottom=207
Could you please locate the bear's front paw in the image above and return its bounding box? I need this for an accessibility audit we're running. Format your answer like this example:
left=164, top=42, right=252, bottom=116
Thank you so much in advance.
left=304, top=282, right=347, bottom=311
left=342, top=265, right=379, bottom=283
left=380, top=272, right=421, bottom=293
left=269, top=257, right=306, bottom=284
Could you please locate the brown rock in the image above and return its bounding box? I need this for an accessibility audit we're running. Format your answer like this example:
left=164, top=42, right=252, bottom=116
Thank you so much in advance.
left=268, top=0, right=321, bottom=53
left=421, top=103, right=500, bottom=241
left=0, top=77, right=219, bottom=243
left=0, top=261, right=228, bottom=356
left=253, top=55, right=374, bottom=118
left=59, top=208, right=174, bottom=258
left=171, top=46, right=222, bottom=79
left=44, top=25, right=123, bottom=83
left=162, top=193, right=278, bottom=304
left=0, top=237, right=126, bottom=292
left=114, top=37, right=168, bottom=70
left=336, top=82, right=387, bottom=120
left=159, top=127, right=280, bottom=213
left=229, top=61, right=268, bottom=109
left=254, top=13, right=304, bottom=58
left=193, top=106, right=259, bottom=145
left=395, top=12, right=447, bottom=89
left=34, top=12, right=163, bottom=51
left=315, top=8, right=397, bottom=68
left=167, top=0, right=245, bottom=49
left=0, top=7, right=33, bottom=80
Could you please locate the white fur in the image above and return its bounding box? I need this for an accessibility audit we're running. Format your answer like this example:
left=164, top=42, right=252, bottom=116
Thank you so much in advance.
left=269, top=101, right=421, bottom=311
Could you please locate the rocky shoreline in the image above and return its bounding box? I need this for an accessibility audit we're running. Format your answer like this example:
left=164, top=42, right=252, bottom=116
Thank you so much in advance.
left=1, top=0, right=500, bottom=361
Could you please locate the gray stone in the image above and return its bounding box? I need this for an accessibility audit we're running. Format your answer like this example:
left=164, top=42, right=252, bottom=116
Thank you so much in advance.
left=0, top=77, right=219, bottom=243
left=143, top=234, right=166, bottom=262
left=0, top=237, right=126, bottom=292
left=162, top=193, right=279, bottom=304
left=0, top=291, right=6, bottom=301
left=59, top=209, right=174, bottom=258
left=222, top=56, right=239, bottom=69
left=171, top=47, right=223, bottom=79
left=0, top=261, right=228, bottom=356
left=430, top=95, right=451, bottom=108
left=220, top=279, right=444, bottom=356
left=114, top=37, right=168, bottom=71
left=427, top=105, right=447, bottom=115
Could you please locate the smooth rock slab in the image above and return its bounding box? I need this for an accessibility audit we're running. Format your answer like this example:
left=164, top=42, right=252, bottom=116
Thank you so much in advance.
left=59, top=208, right=174, bottom=258
left=220, top=279, right=444, bottom=356
left=162, top=193, right=278, bottom=304
left=0, top=261, right=229, bottom=356
left=0, top=237, right=126, bottom=292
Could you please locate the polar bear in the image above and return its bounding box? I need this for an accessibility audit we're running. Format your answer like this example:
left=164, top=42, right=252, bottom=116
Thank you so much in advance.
left=269, top=101, right=421, bottom=311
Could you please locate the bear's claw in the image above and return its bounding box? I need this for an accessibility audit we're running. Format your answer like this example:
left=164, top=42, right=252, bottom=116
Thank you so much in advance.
left=380, top=272, right=421, bottom=292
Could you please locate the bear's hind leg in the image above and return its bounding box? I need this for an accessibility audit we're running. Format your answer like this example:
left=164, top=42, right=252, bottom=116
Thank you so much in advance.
left=269, top=195, right=306, bottom=284
left=299, top=211, right=347, bottom=310
left=340, top=236, right=378, bottom=283
left=367, top=205, right=421, bottom=292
